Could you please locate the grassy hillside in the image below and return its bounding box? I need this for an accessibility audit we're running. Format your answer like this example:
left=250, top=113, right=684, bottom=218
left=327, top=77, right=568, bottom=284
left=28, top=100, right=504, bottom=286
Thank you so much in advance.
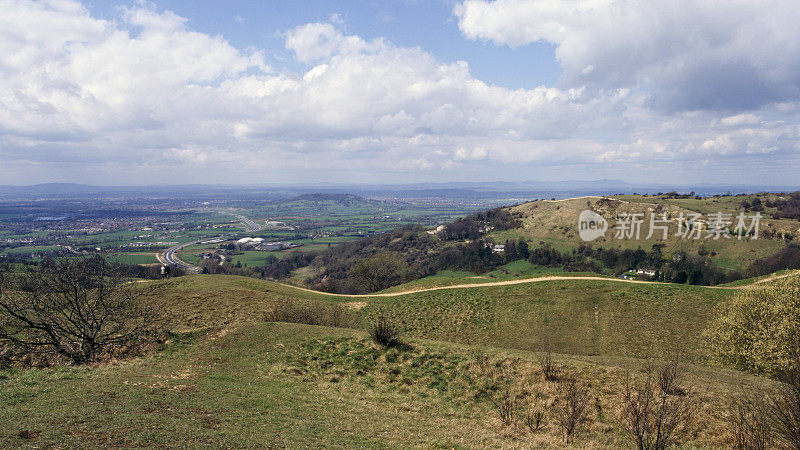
left=0, top=322, right=776, bottom=448
left=134, top=275, right=336, bottom=331
left=362, top=279, right=733, bottom=362
left=135, top=274, right=733, bottom=362
left=498, top=195, right=798, bottom=271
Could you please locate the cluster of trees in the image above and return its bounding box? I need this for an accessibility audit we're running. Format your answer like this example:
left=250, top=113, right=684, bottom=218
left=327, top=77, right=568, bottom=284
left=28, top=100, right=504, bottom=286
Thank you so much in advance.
left=745, top=244, right=800, bottom=277
left=661, top=191, right=701, bottom=199
left=500, top=241, right=740, bottom=286
left=304, top=226, right=439, bottom=293
left=659, top=253, right=739, bottom=285
left=262, top=252, right=316, bottom=279
left=766, top=192, right=800, bottom=219
left=741, top=192, right=800, bottom=219
left=439, top=208, right=522, bottom=241
left=741, top=197, right=766, bottom=212
left=290, top=209, right=522, bottom=293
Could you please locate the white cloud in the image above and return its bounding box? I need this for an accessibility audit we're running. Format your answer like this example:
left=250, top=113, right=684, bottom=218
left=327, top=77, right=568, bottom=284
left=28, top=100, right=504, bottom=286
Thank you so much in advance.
left=0, top=0, right=798, bottom=185
left=720, top=113, right=761, bottom=127
left=455, top=0, right=800, bottom=111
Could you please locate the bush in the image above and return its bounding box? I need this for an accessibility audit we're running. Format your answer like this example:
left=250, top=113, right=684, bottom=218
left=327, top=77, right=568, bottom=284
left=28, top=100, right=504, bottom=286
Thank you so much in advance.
left=768, top=370, right=800, bottom=450
left=705, top=276, right=800, bottom=376
left=728, top=394, right=772, bottom=450
left=621, top=358, right=694, bottom=450
left=367, top=315, right=400, bottom=348
left=492, top=385, right=516, bottom=426
left=539, top=344, right=560, bottom=381
left=524, top=406, right=544, bottom=432
left=557, top=378, right=591, bottom=443
left=264, top=299, right=355, bottom=328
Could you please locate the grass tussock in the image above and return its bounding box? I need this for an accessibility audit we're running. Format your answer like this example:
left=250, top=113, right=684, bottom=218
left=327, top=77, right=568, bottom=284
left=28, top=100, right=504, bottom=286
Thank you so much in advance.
left=279, top=334, right=712, bottom=447
left=367, top=315, right=401, bottom=348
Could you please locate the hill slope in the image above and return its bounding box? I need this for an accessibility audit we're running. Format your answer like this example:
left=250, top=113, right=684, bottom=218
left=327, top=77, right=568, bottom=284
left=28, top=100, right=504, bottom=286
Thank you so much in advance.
left=495, top=195, right=799, bottom=271
left=0, top=322, right=776, bottom=448
left=137, top=273, right=736, bottom=362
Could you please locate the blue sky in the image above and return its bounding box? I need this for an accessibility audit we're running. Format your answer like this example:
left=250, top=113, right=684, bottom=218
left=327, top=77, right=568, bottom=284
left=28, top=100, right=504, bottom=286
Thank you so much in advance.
left=83, top=0, right=561, bottom=89
left=1, top=0, right=799, bottom=186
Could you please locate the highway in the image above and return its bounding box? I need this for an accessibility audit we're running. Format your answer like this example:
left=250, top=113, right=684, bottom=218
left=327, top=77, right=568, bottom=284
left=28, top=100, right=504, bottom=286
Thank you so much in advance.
left=156, top=213, right=264, bottom=273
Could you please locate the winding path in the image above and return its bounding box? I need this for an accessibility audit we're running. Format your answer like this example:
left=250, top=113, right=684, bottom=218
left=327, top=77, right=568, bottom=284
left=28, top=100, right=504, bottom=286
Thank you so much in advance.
left=276, top=270, right=800, bottom=298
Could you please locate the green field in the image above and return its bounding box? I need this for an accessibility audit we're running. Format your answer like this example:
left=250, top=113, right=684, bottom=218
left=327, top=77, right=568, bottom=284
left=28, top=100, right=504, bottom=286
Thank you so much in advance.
left=112, top=252, right=159, bottom=265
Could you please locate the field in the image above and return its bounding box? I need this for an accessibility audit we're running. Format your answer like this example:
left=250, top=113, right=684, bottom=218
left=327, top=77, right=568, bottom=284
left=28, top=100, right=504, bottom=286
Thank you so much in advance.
left=2, top=269, right=798, bottom=447
left=112, top=252, right=160, bottom=265
left=0, top=194, right=488, bottom=264
left=2, top=191, right=799, bottom=448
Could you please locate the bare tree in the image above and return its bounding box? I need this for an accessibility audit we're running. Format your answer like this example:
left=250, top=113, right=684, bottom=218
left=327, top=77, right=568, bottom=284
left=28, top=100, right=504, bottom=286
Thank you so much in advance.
left=621, top=358, right=694, bottom=450
left=0, top=256, right=161, bottom=364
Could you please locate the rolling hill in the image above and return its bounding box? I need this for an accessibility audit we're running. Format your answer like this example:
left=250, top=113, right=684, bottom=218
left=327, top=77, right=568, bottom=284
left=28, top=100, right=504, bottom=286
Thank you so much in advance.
left=492, top=194, right=799, bottom=272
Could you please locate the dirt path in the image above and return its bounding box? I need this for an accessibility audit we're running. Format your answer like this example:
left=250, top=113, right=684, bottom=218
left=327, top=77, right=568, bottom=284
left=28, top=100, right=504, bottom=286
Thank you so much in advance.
left=276, top=270, right=800, bottom=299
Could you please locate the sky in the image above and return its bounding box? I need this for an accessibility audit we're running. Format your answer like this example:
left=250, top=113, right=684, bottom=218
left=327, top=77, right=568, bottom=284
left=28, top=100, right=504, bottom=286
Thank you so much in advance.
left=0, top=0, right=799, bottom=186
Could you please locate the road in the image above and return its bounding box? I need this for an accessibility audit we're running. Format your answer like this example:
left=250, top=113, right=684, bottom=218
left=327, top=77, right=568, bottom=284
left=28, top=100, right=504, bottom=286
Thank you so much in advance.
left=157, top=213, right=264, bottom=273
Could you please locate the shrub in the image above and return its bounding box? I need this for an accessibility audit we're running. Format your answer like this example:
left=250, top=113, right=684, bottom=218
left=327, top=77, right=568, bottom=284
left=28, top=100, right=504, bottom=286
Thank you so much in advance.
left=524, top=406, right=544, bottom=432
left=621, top=358, right=694, bottom=450
left=492, top=385, right=516, bottom=426
left=264, top=299, right=355, bottom=328
left=728, top=394, right=772, bottom=450
left=705, top=276, right=800, bottom=376
left=557, top=378, right=591, bottom=443
left=368, top=315, right=400, bottom=348
left=539, top=344, right=560, bottom=381
left=768, top=370, right=800, bottom=450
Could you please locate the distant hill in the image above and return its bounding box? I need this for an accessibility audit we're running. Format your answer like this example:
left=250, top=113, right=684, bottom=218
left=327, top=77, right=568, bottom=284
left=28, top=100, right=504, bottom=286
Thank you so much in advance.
left=288, top=193, right=370, bottom=204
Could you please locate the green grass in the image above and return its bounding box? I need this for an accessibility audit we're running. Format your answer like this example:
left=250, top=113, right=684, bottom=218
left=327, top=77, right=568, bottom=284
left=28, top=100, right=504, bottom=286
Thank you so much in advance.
left=0, top=322, right=776, bottom=448
left=112, top=252, right=159, bottom=265
left=228, top=251, right=279, bottom=267
left=135, top=274, right=733, bottom=363
left=363, top=279, right=733, bottom=362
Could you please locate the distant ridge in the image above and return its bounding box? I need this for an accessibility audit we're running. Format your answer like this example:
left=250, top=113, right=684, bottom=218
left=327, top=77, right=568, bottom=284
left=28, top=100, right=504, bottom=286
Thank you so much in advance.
left=0, top=181, right=796, bottom=200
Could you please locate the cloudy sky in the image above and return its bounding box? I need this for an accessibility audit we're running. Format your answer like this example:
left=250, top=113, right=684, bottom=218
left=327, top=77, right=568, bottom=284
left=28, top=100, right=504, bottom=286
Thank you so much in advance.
left=1, top=0, right=799, bottom=186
